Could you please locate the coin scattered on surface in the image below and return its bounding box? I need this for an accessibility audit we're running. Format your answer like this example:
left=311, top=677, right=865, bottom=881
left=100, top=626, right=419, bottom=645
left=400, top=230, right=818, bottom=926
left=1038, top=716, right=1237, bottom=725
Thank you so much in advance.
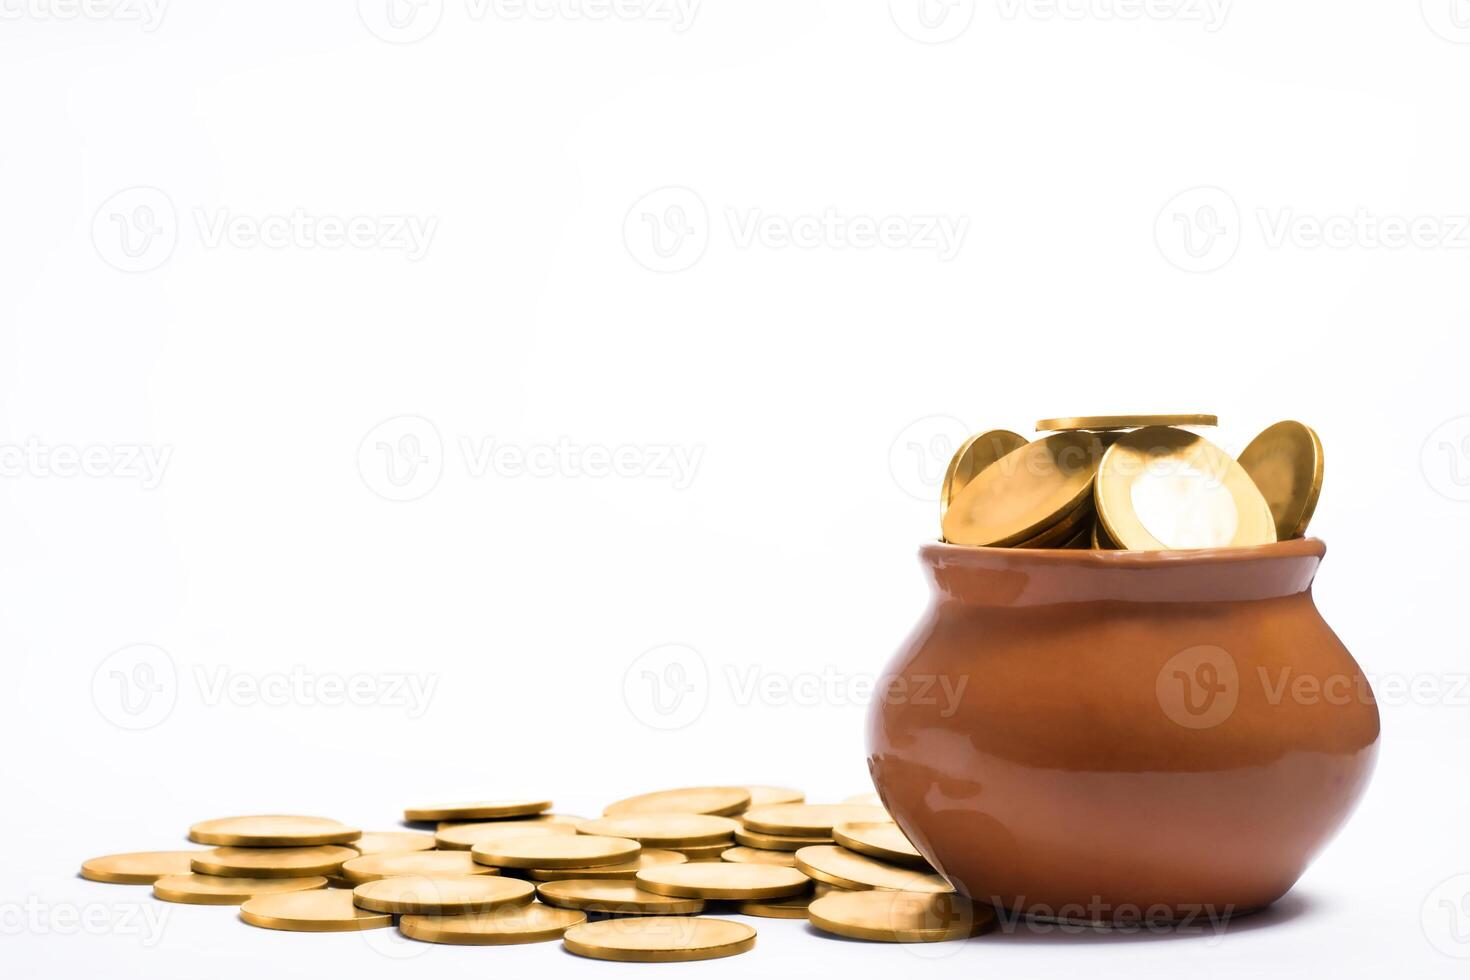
left=403, top=800, right=551, bottom=822
left=153, top=873, right=327, bottom=905
left=352, top=874, right=535, bottom=915
left=435, top=821, right=577, bottom=850
left=1036, top=414, right=1218, bottom=432
left=669, top=843, right=728, bottom=861
left=188, top=815, right=361, bottom=847
left=562, top=916, right=756, bottom=963
left=809, top=890, right=994, bottom=943
left=350, top=832, right=436, bottom=856
left=1237, top=420, right=1323, bottom=540
left=399, top=905, right=587, bottom=945
left=832, top=822, right=926, bottom=868
left=602, top=787, right=751, bottom=818
left=741, top=804, right=890, bottom=837
left=340, top=850, right=500, bottom=884
left=794, top=845, right=951, bottom=893
left=720, top=846, right=798, bottom=867
left=577, top=814, right=739, bottom=848
left=80, top=851, right=200, bottom=885
left=636, top=863, right=810, bottom=900
left=942, top=431, right=1104, bottom=547
left=191, top=845, right=358, bottom=878
left=737, top=893, right=816, bottom=919
left=537, top=879, right=707, bottom=916
left=526, top=849, right=686, bottom=881
left=742, top=786, right=805, bottom=807
left=239, top=889, right=391, bottom=932
left=733, top=827, right=832, bottom=851
left=473, top=835, right=640, bottom=869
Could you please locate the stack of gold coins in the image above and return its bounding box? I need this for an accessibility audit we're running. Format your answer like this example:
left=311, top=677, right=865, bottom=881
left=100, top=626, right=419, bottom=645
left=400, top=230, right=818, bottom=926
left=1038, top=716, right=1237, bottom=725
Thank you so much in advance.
left=939, top=415, right=1323, bottom=551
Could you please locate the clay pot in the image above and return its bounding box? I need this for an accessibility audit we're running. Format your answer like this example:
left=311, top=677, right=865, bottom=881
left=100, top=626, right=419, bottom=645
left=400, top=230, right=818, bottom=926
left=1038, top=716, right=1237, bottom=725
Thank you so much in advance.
left=867, top=538, right=1378, bottom=923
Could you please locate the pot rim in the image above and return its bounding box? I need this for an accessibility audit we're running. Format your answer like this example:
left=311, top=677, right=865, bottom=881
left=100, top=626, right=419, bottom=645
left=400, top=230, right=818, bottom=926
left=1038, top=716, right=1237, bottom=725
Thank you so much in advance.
left=923, top=536, right=1324, bottom=567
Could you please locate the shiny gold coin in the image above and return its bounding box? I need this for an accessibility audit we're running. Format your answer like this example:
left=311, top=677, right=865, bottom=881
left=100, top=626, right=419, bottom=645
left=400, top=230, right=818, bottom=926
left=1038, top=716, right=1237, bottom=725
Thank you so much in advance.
left=737, top=893, right=815, bottom=918
left=152, top=873, right=327, bottom=906
left=403, top=799, right=551, bottom=822
left=670, top=843, right=728, bottom=861
left=239, top=889, right=391, bottom=932
left=538, top=879, right=707, bottom=915
left=80, top=851, right=200, bottom=885
left=795, top=845, right=951, bottom=893
left=832, top=822, right=927, bottom=868
left=562, top=916, right=756, bottom=963
left=188, top=815, right=360, bottom=847
left=399, top=904, right=587, bottom=945
left=1014, top=495, right=1095, bottom=548
left=841, top=793, right=883, bottom=807
left=720, top=846, right=797, bottom=867
left=636, top=863, right=810, bottom=900
left=733, top=827, right=832, bottom=851
left=602, top=787, right=750, bottom=818
left=743, top=785, right=805, bottom=807
left=527, top=849, right=687, bottom=881
left=578, top=814, right=739, bottom=847
left=941, top=429, right=1030, bottom=520
left=352, top=874, right=535, bottom=914
left=191, top=845, right=357, bottom=878
left=808, top=889, right=994, bottom=943
left=436, top=813, right=583, bottom=832
left=1036, top=414, right=1218, bottom=432
left=340, top=850, right=500, bottom=885
left=435, top=820, right=578, bottom=850
left=350, top=831, right=436, bottom=856
left=1096, top=426, right=1276, bottom=551
left=1238, top=420, right=1324, bottom=539
left=741, top=804, right=889, bottom=837
left=1091, top=517, right=1118, bottom=549
left=942, top=432, right=1104, bottom=546
left=473, top=835, right=640, bottom=869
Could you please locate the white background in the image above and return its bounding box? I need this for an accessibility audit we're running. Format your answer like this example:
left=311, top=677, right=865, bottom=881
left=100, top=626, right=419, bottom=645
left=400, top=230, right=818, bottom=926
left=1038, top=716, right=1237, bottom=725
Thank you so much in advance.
left=3, top=1, right=1469, bottom=976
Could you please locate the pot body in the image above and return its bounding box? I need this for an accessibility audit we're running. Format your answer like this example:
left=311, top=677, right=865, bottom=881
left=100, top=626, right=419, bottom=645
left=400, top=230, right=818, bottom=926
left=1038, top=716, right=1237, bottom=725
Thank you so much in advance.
left=867, top=538, right=1378, bottom=922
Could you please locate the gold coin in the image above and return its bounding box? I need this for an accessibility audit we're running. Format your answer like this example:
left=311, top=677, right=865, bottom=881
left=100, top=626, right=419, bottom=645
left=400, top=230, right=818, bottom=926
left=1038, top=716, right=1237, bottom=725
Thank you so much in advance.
left=349, top=831, right=436, bottom=856
left=720, top=846, right=797, bottom=867
left=841, top=793, right=883, bottom=807
left=80, top=851, right=200, bottom=885
left=403, top=799, right=551, bottom=822
left=741, top=804, right=889, bottom=837
left=1036, top=414, right=1218, bottom=432
left=941, top=430, right=1030, bottom=520
left=1013, top=494, right=1095, bottom=548
left=436, top=813, right=583, bottom=832
left=191, top=845, right=357, bottom=878
left=602, top=787, right=750, bottom=818
left=831, top=822, right=927, bottom=868
left=808, top=890, right=995, bottom=943
left=942, top=432, right=1104, bottom=546
left=399, top=904, right=587, bottom=945
left=743, top=786, right=805, bottom=807
left=352, top=874, right=535, bottom=914
left=527, top=849, right=687, bottom=881
left=1238, top=420, right=1324, bottom=539
left=188, top=815, right=360, bottom=847
left=794, top=845, right=951, bottom=893
left=737, top=893, right=815, bottom=919
left=636, top=863, right=810, bottom=900
left=562, top=916, right=756, bottom=963
left=1091, top=517, right=1118, bottom=549
left=1096, top=427, right=1276, bottom=550
left=538, top=879, right=707, bottom=915
left=435, top=821, right=577, bottom=850
left=340, top=850, right=501, bottom=884
left=732, top=828, right=831, bottom=851
left=239, top=889, right=391, bottom=932
left=152, top=874, right=327, bottom=906
left=670, top=843, right=728, bottom=861
left=473, top=835, right=640, bottom=869
left=577, top=814, right=739, bottom=847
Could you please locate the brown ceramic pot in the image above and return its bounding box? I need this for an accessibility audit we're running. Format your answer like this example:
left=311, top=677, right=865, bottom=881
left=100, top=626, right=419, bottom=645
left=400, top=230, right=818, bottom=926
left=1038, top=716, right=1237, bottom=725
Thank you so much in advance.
left=867, top=538, right=1378, bottom=923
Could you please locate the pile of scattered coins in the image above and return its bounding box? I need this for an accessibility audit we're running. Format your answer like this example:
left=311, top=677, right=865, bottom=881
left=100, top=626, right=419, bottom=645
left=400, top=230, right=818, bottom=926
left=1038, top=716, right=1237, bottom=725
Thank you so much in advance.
left=939, top=415, right=1324, bottom=550
left=80, top=786, right=993, bottom=961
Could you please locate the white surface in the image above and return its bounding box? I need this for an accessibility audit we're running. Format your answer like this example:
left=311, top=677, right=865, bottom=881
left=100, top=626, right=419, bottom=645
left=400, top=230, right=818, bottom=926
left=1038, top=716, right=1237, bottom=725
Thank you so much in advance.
left=3, top=2, right=1469, bottom=976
